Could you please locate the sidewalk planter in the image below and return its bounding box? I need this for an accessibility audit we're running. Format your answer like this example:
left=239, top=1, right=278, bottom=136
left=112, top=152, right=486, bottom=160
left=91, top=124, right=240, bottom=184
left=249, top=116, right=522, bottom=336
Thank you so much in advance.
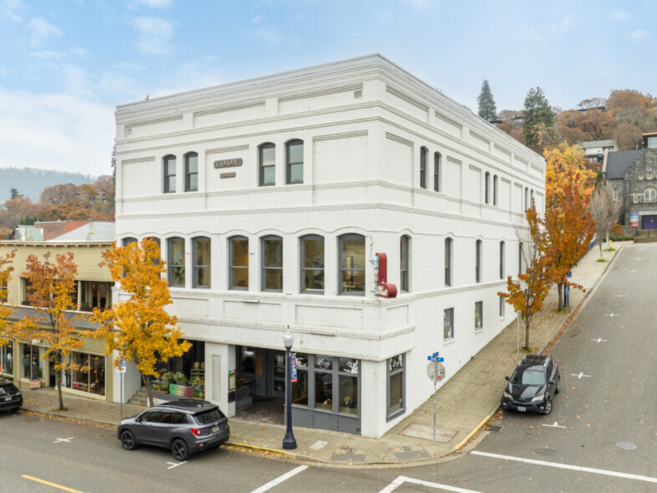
left=29, top=379, right=41, bottom=390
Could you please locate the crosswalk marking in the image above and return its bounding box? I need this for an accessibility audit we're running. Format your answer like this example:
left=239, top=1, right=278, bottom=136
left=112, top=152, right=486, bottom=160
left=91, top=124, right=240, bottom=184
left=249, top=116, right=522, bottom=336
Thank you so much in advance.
left=380, top=476, right=483, bottom=493
left=250, top=465, right=309, bottom=493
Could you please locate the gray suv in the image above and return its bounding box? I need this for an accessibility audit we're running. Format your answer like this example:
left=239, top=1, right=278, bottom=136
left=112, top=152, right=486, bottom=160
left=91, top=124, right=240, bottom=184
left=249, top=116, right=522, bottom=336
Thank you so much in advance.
left=117, top=400, right=230, bottom=461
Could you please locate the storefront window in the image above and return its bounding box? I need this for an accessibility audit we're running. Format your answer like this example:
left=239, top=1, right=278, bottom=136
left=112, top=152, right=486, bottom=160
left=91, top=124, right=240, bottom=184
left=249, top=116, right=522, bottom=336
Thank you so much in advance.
left=339, top=375, right=358, bottom=415
left=70, top=352, right=105, bottom=396
left=292, top=352, right=308, bottom=407
left=387, top=354, right=405, bottom=418
left=240, top=347, right=256, bottom=375
left=315, top=372, right=332, bottom=411
left=22, top=345, right=44, bottom=380
left=315, top=355, right=333, bottom=371
left=0, top=343, right=13, bottom=375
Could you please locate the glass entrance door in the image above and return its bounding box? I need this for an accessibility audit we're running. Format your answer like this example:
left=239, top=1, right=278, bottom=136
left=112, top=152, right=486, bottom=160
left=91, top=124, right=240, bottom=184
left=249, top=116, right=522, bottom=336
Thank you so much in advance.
left=272, top=351, right=286, bottom=398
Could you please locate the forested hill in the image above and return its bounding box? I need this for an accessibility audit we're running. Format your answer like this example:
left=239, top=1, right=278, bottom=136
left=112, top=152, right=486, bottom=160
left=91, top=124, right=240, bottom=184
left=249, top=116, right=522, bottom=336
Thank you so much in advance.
left=0, top=167, right=96, bottom=202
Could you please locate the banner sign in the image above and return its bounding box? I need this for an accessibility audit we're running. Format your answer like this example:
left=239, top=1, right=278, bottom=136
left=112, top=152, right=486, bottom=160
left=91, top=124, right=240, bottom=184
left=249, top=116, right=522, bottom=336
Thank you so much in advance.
left=630, top=212, right=639, bottom=227
left=374, top=253, right=398, bottom=299
left=290, top=356, right=298, bottom=383
left=169, top=384, right=193, bottom=397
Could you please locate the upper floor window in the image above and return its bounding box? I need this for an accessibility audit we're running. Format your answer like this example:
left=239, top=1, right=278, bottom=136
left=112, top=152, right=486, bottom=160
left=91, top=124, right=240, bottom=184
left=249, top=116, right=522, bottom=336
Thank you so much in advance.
left=475, top=240, right=482, bottom=283
left=229, top=237, right=249, bottom=290
left=475, top=301, right=483, bottom=330
left=420, top=147, right=428, bottom=189
left=0, top=282, right=7, bottom=303
left=445, top=238, right=452, bottom=287
left=262, top=236, right=283, bottom=291
left=163, top=155, right=176, bottom=193
left=525, top=187, right=529, bottom=210
left=434, top=152, right=441, bottom=192
left=193, top=237, right=211, bottom=288
left=493, top=175, right=498, bottom=206
left=499, top=241, right=505, bottom=279
left=167, top=238, right=185, bottom=288
left=301, top=235, right=324, bottom=294
left=644, top=188, right=657, bottom=203
left=638, top=173, right=644, bottom=181
left=648, top=171, right=654, bottom=180
left=80, top=281, right=112, bottom=311
left=400, top=235, right=410, bottom=293
left=259, top=143, right=275, bottom=186
left=286, top=140, right=304, bottom=184
left=185, top=152, right=198, bottom=192
left=339, top=234, right=365, bottom=295
left=484, top=172, right=490, bottom=204
left=519, top=242, right=524, bottom=275
left=612, top=189, right=618, bottom=201
left=530, top=189, right=534, bottom=205
left=122, top=237, right=138, bottom=247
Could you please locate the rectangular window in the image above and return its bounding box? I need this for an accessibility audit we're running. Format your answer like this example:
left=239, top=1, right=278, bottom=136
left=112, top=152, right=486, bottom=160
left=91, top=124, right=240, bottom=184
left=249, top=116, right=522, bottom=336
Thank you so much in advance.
left=22, top=344, right=44, bottom=380
left=259, top=144, right=275, bottom=186
left=185, top=153, right=198, bottom=192
left=262, top=237, right=283, bottom=291
left=67, top=352, right=105, bottom=396
left=519, top=243, right=523, bottom=275
left=80, top=281, right=112, bottom=311
left=314, top=355, right=333, bottom=411
left=163, top=156, right=176, bottom=193
left=475, top=301, right=483, bottom=330
left=499, top=296, right=505, bottom=317
left=292, top=353, right=309, bottom=407
left=0, top=282, right=7, bottom=303
left=168, top=238, right=185, bottom=288
left=193, top=238, right=211, bottom=288
left=286, top=140, right=304, bottom=184
left=301, top=236, right=324, bottom=293
left=229, top=237, right=249, bottom=290
left=420, top=148, right=427, bottom=189
left=500, top=242, right=505, bottom=279
left=339, top=235, right=365, bottom=295
left=387, top=354, right=405, bottom=418
left=22, top=278, right=34, bottom=306
left=475, top=240, right=482, bottom=283
left=445, top=238, right=452, bottom=287
left=0, top=343, right=13, bottom=376
left=400, top=236, right=409, bottom=293
left=434, top=153, right=440, bottom=192
left=444, top=308, right=454, bottom=340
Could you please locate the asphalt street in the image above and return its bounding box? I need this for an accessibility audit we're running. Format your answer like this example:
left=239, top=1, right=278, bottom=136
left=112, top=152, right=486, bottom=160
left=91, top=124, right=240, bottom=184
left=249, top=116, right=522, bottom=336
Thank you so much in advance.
left=1, top=244, right=655, bottom=493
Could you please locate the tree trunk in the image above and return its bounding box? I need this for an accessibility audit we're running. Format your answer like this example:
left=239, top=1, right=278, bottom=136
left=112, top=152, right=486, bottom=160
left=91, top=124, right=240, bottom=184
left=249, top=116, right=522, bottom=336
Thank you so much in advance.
left=557, top=282, right=563, bottom=312
left=55, top=357, right=65, bottom=411
left=598, top=239, right=603, bottom=259
left=142, top=372, right=154, bottom=408
left=524, top=318, right=531, bottom=352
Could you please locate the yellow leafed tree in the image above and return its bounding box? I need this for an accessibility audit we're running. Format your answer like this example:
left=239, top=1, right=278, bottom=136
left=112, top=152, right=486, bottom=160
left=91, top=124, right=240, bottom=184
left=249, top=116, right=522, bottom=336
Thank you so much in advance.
left=0, top=246, right=16, bottom=350
left=544, top=143, right=597, bottom=210
left=89, top=238, right=191, bottom=408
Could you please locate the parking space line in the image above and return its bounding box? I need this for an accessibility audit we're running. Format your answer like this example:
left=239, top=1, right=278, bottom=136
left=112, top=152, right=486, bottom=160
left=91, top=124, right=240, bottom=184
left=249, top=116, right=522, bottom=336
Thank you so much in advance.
left=571, top=373, right=591, bottom=379
left=250, top=465, right=309, bottom=493
left=471, top=451, right=657, bottom=484
left=22, top=475, right=81, bottom=493
left=379, top=476, right=483, bottom=493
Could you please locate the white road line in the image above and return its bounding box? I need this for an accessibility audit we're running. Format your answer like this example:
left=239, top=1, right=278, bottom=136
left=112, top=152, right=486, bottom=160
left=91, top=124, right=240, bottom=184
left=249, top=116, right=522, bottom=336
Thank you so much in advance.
left=166, top=461, right=187, bottom=470
left=54, top=437, right=73, bottom=444
left=541, top=422, right=567, bottom=429
left=471, top=451, right=657, bottom=484
left=571, top=372, right=591, bottom=379
left=604, top=313, right=617, bottom=317
left=251, top=465, right=309, bottom=493
left=592, top=338, right=608, bottom=343
left=379, top=476, right=483, bottom=493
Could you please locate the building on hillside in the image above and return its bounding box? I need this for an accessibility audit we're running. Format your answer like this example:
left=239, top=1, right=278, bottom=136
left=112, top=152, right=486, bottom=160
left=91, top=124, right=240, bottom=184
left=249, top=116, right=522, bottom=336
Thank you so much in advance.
left=0, top=221, right=116, bottom=401
left=579, top=139, right=616, bottom=165
left=642, top=132, right=657, bottom=150
left=114, top=54, right=546, bottom=438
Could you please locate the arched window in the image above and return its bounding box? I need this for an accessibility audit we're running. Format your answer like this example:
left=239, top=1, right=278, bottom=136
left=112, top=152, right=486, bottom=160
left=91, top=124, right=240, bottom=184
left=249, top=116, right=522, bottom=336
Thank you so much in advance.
left=525, top=187, right=529, bottom=210
left=484, top=172, right=490, bottom=204
left=163, top=155, right=176, bottom=193
left=259, top=143, right=275, bottom=186
left=518, top=242, right=524, bottom=275
left=445, top=238, right=452, bottom=287
left=229, top=236, right=249, bottom=290
left=286, top=140, right=304, bottom=184
left=644, top=188, right=657, bottom=203
left=262, top=235, right=283, bottom=291
left=434, top=152, right=441, bottom=192
left=339, top=234, right=365, bottom=295
left=420, top=147, right=428, bottom=189
left=400, top=235, right=410, bottom=293
left=493, top=175, right=498, bottom=206
left=192, top=237, right=211, bottom=288
left=475, top=240, right=482, bottom=283
left=167, top=237, right=185, bottom=288
left=122, top=237, right=138, bottom=247
left=499, top=241, right=505, bottom=279
left=185, top=152, right=198, bottom=192
left=300, top=235, right=324, bottom=293
left=530, top=189, right=534, bottom=205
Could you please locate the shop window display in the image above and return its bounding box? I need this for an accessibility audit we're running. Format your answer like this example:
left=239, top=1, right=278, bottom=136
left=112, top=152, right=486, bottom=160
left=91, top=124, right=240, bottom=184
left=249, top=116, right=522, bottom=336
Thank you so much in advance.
left=22, top=345, right=44, bottom=380
left=68, top=352, right=105, bottom=396
left=0, top=343, right=13, bottom=376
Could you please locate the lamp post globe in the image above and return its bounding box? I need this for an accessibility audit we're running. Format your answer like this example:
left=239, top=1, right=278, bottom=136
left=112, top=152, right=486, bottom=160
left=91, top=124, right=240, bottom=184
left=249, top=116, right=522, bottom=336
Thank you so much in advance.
left=282, top=327, right=297, bottom=450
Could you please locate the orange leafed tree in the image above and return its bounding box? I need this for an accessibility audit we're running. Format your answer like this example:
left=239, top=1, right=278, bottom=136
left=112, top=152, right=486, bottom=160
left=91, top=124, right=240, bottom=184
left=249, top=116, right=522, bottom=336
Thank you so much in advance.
left=89, top=238, right=191, bottom=408
left=0, top=247, right=16, bottom=350
left=499, top=203, right=552, bottom=351
left=543, top=174, right=595, bottom=311
left=544, top=143, right=597, bottom=210
left=10, top=252, right=87, bottom=411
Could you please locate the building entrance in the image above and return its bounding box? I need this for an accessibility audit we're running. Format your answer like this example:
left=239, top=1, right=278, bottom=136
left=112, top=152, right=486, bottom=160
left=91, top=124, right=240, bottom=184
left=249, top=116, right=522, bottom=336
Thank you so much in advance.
left=235, top=346, right=285, bottom=424
left=642, top=215, right=657, bottom=229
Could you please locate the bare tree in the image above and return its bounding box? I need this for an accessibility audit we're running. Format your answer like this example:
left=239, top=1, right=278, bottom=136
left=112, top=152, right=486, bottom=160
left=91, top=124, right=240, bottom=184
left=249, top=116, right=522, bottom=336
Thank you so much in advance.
left=590, top=180, right=621, bottom=258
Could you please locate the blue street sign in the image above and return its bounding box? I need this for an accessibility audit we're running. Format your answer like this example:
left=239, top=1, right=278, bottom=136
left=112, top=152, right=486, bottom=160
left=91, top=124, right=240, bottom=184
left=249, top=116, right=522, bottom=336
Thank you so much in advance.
left=427, top=352, right=444, bottom=363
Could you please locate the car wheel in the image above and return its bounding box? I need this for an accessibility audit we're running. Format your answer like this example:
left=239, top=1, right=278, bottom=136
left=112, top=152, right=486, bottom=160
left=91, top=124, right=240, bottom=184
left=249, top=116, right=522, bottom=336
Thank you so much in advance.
left=121, top=430, right=137, bottom=451
left=543, top=396, right=553, bottom=415
left=555, top=377, right=561, bottom=394
left=172, top=439, right=190, bottom=461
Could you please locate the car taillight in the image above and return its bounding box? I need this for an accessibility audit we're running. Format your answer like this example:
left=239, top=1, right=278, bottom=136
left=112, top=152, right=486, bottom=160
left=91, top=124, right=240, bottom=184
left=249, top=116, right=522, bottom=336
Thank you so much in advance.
left=190, top=428, right=202, bottom=436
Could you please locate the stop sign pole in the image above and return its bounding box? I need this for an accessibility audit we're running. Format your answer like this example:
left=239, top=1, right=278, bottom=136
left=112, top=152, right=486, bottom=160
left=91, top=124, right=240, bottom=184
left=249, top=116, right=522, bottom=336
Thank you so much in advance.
left=427, top=352, right=445, bottom=446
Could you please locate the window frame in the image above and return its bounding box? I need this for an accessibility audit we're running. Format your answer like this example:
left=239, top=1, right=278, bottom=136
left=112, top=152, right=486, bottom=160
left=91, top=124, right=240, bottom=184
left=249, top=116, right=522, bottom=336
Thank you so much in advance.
left=475, top=240, right=482, bottom=283
left=79, top=281, right=112, bottom=311
left=420, top=147, right=427, bottom=189
left=300, top=234, right=325, bottom=295
left=644, top=188, right=657, bottom=203
left=167, top=237, right=186, bottom=288
left=400, top=235, right=410, bottom=293
left=484, top=172, right=490, bottom=204
left=229, top=236, right=249, bottom=291
left=445, top=238, right=453, bottom=287
left=519, top=242, right=523, bottom=275
left=163, top=155, right=176, bottom=193
left=499, top=241, right=505, bottom=279
left=261, top=235, right=283, bottom=292
left=434, top=152, right=441, bottom=192
left=122, top=237, right=138, bottom=247
left=286, top=139, right=304, bottom=185
left=444, top=307, right=454, bottom=341
left=259, top=143, right=276, bottom=187
left=0, top=281, right=8, bottom=304
left=493, top=175, right=498, bottom=206
left=338, top=234, right=366, bottom=296
left=184, top=152, right=199, bottom=192
left=499, top=295, right=506, bottom=317
left=475, top=301, right=483, bottom=331
left=192, top=236, right=211, bottom=289
left=386, top=353, right=406, bottom=420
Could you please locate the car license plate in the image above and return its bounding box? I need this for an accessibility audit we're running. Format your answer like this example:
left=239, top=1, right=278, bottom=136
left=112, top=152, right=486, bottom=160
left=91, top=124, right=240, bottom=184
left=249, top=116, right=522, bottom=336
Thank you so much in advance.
left=517, top=406, right=526, bottom=412
left=4, top=397, right=10, bottom=402
left=212, top=426, right=220, bottom=433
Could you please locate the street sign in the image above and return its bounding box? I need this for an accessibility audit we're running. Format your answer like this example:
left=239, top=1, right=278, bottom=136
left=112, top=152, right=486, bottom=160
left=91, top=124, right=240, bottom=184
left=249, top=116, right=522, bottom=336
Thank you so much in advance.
left=117, top=360, right=127, bottom=373
left=426, top=362, right=446, bottom=383
left=427, top=351, right=444, bottom=363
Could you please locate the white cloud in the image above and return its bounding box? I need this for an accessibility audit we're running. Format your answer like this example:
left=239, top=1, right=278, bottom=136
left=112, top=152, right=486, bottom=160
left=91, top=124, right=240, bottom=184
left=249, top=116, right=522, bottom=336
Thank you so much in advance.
left=251, top=15, right=262, bottom=23
left=376, top=10, right=393, bottom=25
left=0, top=0, right=23, bottom=22
left=630, top=29, right=649, bottom=40
left=130, top=0, right=173, bottom=8
left=402, top=0, right=433, bottom=11
left=28, top=17, right=62, bottom=46
left=131, top=16, right=174, bottom=55
left=30, top=50, right=65, bottom=60
left=0, top=87, right=115, bottom=176
left=611, top=10, right=630, bottom=21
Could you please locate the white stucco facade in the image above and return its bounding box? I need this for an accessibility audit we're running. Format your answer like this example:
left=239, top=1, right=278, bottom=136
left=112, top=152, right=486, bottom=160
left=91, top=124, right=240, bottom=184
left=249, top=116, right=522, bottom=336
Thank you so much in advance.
left=113, top=54, right=545, bottom=438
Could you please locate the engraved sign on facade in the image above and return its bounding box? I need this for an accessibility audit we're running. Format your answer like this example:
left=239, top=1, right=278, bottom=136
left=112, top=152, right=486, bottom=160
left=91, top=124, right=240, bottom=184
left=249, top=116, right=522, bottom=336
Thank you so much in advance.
left=221, top=172, right=236, bottom=179
left=214, top=158, right=243, bottom=169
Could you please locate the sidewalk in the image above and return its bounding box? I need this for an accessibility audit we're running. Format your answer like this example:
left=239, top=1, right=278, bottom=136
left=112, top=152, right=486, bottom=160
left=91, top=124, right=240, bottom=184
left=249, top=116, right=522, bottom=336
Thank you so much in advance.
left=20, top=244, right=622, bottom=467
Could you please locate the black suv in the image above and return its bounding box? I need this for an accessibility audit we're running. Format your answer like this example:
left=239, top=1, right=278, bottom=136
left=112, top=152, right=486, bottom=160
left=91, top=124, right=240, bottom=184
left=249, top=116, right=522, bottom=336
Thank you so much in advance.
left=501, top=354, right=560, bottom=415
left=0, top=378, right=22, bottom=414
left=117, top=400, right=230, bottom=461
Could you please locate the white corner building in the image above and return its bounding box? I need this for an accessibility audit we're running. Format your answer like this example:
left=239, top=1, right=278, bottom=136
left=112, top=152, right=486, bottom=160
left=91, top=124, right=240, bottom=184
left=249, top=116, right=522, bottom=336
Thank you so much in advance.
left=114, top=54, right=545, bottom=438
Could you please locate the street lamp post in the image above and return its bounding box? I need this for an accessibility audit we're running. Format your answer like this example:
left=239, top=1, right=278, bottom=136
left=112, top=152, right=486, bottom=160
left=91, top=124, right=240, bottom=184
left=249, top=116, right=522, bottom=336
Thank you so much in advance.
left=282, top=328, right=297, bottom=450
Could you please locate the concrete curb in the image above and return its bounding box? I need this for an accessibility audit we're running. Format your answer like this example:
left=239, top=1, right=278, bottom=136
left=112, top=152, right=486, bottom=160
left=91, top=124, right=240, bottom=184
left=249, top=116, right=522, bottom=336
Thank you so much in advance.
left=19, top=409, right=118, bottom=429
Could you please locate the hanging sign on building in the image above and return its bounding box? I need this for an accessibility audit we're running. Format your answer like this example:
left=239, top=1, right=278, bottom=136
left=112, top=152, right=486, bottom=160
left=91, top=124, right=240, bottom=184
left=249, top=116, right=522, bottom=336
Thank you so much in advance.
left=374, top=253, right=397, bottom=298
left=630, top=212, right=639, bottom=227
left=214, top=158, right=243, bottom=169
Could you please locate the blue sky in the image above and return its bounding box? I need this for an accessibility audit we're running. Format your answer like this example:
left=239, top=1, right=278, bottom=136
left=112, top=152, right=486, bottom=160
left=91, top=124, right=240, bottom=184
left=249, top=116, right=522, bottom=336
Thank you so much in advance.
left=0, top=0, right=655, bottom=176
